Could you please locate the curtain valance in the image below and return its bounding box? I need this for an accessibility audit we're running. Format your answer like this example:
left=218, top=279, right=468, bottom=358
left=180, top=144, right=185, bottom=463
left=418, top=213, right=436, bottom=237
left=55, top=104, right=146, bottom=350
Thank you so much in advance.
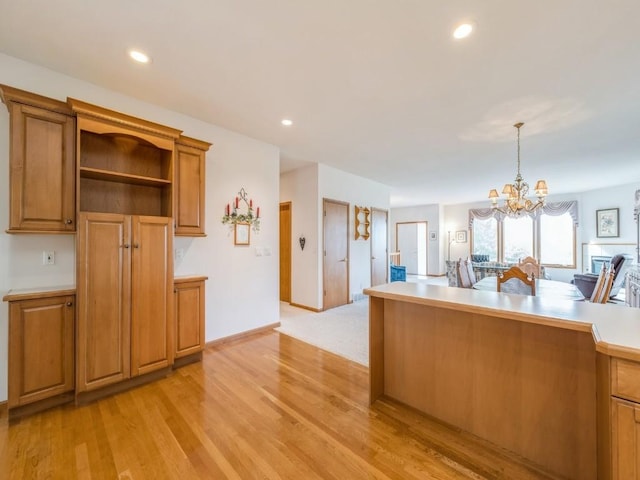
left=468, top=201, right=578, bottom=228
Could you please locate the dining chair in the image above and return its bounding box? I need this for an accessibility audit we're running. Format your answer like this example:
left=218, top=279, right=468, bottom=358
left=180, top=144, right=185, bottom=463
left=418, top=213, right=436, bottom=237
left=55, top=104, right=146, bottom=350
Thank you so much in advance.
left=517, top=256, right=542, bottom=278
left=591, top=265, right=615, bottom=304
left=497, top=266, right=536, bottom=296
left=456, top=258, right=475, bottom=288
left=589, top=264, right=608, bottom=303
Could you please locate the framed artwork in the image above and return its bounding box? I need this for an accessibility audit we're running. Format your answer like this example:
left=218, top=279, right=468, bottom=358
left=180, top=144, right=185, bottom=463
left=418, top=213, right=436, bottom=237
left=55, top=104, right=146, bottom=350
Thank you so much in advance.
left=596, top=208, right=619, bottom=238
left=234, top=222, right=250, bottom=245
left=455, top=230, right=468, bottom=243
left=429, top=231, right=437, bottom=241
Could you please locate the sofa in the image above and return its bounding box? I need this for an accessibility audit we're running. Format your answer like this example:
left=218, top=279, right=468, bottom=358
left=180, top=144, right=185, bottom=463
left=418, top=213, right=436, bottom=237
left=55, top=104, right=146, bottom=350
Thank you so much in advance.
left=573, top=253, right=634, bottom=299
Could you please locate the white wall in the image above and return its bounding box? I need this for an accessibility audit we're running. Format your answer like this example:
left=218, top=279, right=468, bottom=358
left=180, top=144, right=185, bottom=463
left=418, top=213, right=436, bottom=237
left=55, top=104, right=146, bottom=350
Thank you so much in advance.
left=280, top=165, right=319, bottom=309
left=390, top=204, right=443, bottom=275
left=318, top=164, right=391, bottom=304
left=0, top=53, right=280, bottom=402
left=280, top=164, right=390, bottom=310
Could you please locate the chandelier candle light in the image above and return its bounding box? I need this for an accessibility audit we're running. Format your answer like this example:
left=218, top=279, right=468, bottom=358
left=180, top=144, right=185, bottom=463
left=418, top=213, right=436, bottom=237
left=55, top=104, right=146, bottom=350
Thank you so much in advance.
left=488, top=122, right=548, bottom=217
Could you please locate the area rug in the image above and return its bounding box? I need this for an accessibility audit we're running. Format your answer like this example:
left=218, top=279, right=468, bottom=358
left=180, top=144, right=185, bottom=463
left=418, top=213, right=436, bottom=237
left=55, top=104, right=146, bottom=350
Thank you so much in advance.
left=276, top=300, right=369, bottom=366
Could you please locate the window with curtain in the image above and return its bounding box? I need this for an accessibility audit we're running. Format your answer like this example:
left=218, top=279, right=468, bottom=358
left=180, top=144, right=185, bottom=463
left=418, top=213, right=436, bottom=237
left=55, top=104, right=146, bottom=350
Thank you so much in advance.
left=539, top=212, right=575, bottom=266
left=469, top=201, right=578, bottom=267
left=471, top=217, right=498, bottom=261
left=503, top=216, right=533, bottom=263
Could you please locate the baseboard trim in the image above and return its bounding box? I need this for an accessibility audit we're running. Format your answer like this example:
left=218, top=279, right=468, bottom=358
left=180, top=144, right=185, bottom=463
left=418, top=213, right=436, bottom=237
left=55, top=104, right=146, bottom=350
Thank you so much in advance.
left=7, top=393, right=74, bottom=421
left=290, top=302, right=322, bottom=312
left=206, top=322, right=281, bottom=348
left=173, top=351, right=203, bottom=368
left=76, top=367, right=172, bottom=406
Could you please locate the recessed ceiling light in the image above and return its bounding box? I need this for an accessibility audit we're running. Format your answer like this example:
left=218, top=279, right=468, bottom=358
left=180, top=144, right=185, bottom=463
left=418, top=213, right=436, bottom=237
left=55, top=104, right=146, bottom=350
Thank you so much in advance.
left=129, top=50, right=151, bottom=63
left=453, top=23, right=474, bottom=39
left=281, top=119, right=293, bottom=126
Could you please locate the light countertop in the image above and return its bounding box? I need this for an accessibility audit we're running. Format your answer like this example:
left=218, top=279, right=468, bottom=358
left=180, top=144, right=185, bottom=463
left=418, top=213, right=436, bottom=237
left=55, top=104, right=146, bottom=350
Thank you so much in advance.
left=364, top=281, right=640, bottom=362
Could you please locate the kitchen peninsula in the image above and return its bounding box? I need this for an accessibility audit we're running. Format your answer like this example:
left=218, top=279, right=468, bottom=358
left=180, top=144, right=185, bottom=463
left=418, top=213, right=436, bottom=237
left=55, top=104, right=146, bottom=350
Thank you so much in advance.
left=364, top=281, right=640, bottom=480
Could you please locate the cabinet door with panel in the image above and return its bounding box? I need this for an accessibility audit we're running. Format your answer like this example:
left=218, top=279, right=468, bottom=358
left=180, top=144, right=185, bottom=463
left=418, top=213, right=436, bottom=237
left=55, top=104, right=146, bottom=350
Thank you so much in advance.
left=174, top=277, right=206, bottom=358
left=77, top=212, right=173, bottom=391
left=1, top=85, right=76, bottom=233
left=7, top=294, right=75, bottom=407
left=77, top=212, right=131, bottom=392
left=131, top=215, right=174, bottom=376
left=612, top=397, right=640, bottom=479
left=174, top=136, right=211, bottom=236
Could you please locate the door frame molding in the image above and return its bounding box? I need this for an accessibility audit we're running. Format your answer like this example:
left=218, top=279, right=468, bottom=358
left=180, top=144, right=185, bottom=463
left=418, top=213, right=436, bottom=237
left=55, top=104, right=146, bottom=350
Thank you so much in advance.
left=279, top=201, right=292, bottom=303
left=395, top=220, right=428, bottom=275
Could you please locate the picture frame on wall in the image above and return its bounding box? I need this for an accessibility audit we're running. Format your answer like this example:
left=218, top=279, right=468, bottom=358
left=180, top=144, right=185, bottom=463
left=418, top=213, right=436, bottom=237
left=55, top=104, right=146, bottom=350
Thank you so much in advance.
left=596, top=208, right=619, bottom=238
left=234, top=222, right=250, bottom=245
left=455, top=230, right=468, bottom=243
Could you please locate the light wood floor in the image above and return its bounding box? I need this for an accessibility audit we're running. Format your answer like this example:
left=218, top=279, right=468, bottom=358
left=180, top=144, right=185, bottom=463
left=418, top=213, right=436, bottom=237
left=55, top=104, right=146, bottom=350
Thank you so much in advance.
left=0, top=331, right=559, bottom=479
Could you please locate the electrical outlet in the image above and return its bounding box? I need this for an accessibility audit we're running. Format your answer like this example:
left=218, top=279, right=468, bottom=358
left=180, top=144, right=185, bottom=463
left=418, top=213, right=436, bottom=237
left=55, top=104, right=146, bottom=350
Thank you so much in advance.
left=43, top=251, right=55, bottom=265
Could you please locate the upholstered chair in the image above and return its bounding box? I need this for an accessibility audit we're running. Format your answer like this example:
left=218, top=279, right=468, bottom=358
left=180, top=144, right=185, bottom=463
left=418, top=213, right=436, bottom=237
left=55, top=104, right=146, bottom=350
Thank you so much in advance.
left=573, top=254, right=633, bottom=299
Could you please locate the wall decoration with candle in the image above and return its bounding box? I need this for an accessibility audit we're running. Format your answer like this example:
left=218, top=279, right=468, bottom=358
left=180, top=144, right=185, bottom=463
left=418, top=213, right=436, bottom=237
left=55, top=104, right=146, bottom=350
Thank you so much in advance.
left=222, top=188, right=261, bottom=242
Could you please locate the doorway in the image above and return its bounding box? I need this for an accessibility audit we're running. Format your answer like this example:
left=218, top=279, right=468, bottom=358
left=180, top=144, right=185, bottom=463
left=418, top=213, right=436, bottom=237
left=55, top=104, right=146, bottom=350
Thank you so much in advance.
left=323, top=199, right=349, bottom=310
left=396, top=221, right=428, bottom=275
left=279, top=202, right=291, bottom=303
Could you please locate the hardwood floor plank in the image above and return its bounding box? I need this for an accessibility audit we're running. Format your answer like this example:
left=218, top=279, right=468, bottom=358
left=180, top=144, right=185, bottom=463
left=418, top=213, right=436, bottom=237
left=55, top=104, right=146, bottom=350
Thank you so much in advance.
left=0, top=330, right=561, bottom=479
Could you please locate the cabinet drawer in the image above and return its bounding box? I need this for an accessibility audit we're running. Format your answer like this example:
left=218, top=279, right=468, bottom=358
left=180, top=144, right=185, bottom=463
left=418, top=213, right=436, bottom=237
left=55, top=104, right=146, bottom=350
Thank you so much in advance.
left=612, top=358, right=640, bottom=402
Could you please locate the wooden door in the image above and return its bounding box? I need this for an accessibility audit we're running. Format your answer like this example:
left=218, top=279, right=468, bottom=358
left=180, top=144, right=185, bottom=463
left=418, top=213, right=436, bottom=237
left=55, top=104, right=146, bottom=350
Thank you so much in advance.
left=175, top=278, right=205, bottom=358
left=8, top=295, right=75, bottom=407
left=131, top=216, right=174, bottom=376
left=279, top=202, right=292, bottom=302
left=323, top=199, right=349, bottom=310
left=6, top=100, right=76, bottom=233
left=77, top=212, right=131, bottom=392
left=370, top=208, right=388, bottom=286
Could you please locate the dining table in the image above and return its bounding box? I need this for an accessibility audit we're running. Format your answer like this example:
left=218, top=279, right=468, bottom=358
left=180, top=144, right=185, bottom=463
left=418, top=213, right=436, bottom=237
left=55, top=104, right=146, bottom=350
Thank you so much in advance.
left=472, top=275, right=585, bottom=301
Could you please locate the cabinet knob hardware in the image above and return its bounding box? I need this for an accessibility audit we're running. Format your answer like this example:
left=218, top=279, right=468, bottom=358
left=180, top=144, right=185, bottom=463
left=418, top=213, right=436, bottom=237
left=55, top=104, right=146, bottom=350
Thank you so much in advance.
left=66, top=302, right=73, bottom=307
left=122, top=244, right=130, bottom=248
left=65, top=219, right=73, bottom=225
left=133, top=243, right=140, bottom=249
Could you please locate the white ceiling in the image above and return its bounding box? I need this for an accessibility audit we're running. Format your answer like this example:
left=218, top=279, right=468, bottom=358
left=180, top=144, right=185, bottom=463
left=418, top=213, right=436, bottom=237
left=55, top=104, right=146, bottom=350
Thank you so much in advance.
left=1, top=0, right=639, bottom=207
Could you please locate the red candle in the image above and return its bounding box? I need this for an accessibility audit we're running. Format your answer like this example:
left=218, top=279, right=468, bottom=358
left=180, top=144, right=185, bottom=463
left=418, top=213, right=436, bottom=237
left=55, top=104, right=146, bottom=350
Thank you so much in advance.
left=235, top=197, right=239, bottom=208
left=226, top=203, right=229, bottom=215
left=250, top=199, right=253, bottom=208
left=257, top=207, right=260, bottom=218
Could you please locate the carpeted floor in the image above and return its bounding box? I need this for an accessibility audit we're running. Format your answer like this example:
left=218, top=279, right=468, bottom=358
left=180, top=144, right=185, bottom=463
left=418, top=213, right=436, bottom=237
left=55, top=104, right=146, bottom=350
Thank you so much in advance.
left=276, top=275, right=448, bottom=366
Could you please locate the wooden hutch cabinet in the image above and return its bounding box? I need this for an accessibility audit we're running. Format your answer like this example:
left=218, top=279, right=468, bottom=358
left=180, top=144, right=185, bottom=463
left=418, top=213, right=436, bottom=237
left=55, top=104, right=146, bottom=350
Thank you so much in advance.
left=175, top=136, right=211, bottom=236
left=70, top=99, right=179, bottom=395
left=0, top=85, right=76, bottom=233
left=1, top=84, right=211, bottom=415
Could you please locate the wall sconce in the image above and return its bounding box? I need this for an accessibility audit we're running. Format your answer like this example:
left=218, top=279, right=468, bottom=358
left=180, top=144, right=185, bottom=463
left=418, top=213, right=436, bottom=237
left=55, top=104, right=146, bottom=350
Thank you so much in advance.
left=299, top=235, right=306, bottom=251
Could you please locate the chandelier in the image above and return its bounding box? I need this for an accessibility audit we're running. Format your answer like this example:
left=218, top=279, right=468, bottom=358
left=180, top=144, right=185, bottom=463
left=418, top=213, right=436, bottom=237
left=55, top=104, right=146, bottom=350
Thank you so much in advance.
left=488, top=122, right=548, bottom=217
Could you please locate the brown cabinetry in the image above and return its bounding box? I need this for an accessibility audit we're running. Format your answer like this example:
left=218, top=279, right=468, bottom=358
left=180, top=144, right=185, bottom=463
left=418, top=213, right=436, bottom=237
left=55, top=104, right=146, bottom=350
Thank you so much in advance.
left=77, top=212, right=173, bottom=392
left=174, top=276, right=207, bottom=358
left=1, top=85, right=76, bottom=233
left=610, top=357, right=640, bottom=479
left=3, top=290, right=75, bottom=411
left=174, top=136, right=211, bottom=236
